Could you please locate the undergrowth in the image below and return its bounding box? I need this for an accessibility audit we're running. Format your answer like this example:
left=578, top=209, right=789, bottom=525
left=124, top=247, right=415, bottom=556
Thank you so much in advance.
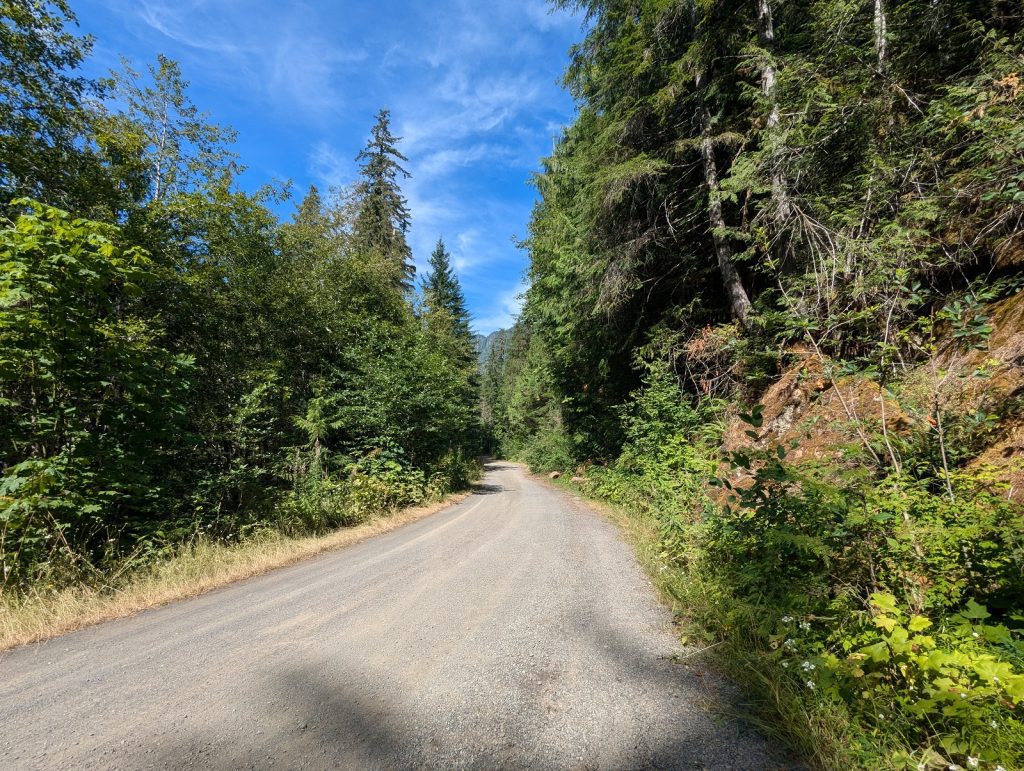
left=531, top=367, right=1024, bottom=771
left=3, top=448, right=480, bottom=595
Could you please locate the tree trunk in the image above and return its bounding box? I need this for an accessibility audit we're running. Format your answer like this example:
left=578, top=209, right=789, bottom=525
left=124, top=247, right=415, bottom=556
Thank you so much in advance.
left=153, top=103, right=169, bottom=202
left=697, top=73, right=753, bottom=325
left=756, top=0, right=778, bottom=129
left=756, top=0, right=792, bottom=234
left=874, top=0, right=888, bottom=73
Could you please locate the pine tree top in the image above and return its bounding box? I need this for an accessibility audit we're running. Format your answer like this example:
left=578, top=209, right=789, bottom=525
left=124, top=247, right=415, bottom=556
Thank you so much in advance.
left=424, top=237, right=472, bottom=342
left=352, top=109, right=415, bottom=292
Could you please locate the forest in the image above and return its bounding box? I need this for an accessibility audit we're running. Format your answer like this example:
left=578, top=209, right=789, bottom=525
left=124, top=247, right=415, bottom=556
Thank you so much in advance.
left=3, top=0, right=1024, bottom=768
left=482, top=0, right=1024, bottom=768
left=0, top=2, right=481, bottom=590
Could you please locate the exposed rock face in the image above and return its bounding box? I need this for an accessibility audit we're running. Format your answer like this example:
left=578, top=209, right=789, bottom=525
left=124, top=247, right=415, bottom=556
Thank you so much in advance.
left=721, top=353, right=915, bottom=464
left=720, top=289, right=1024, bottom=501
left=473, top=328, right=510, bottom=367
left=942, top=291, right=1024, bottom=502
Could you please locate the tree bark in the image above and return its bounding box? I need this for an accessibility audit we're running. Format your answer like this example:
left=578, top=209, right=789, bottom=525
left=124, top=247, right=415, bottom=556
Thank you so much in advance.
left=697, top=73, right=753, bottom=325
left=756, top=0, right=792, bottom=230
left=874, top=0, right=888, bottom=73
left=756, top=0, right=778, bottom=129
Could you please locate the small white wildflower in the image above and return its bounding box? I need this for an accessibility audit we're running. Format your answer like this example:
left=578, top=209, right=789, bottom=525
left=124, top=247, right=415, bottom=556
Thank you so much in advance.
left=782, top=662, right=789, bottom=668
left=990, top=720, right=998, bottom=729
left=805, top=680, right=815, bottom=690
left=784, top=638, right=797, bottom=650
left=781, top=615, right=794, bottom=624
left=960, top=692, right=968, bottom=699
left=799, top=621, right=811, bottom=631
left=801, top=660, right=816, bottom=672
left=967, top=758, right=979, bottom=769
left=993, top=676, right=1000, bottom=684
left=972, top=632, right=980, bottom=639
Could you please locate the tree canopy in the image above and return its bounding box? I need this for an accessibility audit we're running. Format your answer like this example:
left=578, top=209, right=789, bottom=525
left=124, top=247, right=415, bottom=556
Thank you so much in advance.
left=483, top=2, right=1024, bottom=767
left=352, top=108, right=416, bottom=292
left=0, top=6, right=480, bottom=589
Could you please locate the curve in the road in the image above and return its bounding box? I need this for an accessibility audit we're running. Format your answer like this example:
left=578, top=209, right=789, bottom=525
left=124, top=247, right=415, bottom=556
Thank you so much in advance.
left=0, top=461, right=788, bottom=770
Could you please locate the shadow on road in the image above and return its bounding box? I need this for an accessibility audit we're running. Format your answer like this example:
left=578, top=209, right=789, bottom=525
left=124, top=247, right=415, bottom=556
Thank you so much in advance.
left=150, top=629, right=790, bottom=769
left=152, top=659, right=773, bottom=769
left=471, top=482, right=504, bottom=495
left=144, top=458, right=793, bottom=770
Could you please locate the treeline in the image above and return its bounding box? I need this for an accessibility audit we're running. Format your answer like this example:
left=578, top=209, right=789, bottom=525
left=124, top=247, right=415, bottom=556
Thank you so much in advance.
left=0, top=2, right=480, bottom=589
left=485, top=0, right=1024, bottom=768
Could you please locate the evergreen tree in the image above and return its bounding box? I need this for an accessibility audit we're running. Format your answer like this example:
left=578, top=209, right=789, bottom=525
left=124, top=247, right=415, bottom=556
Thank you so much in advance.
left=0, top=15, right=484, bottom=591
left=423, top=237, right=471, bottom=342
left=352, top=109, right=415, bottom=292
left=420, top=238, right=478, bottom=450
left=280, top=185, right=338, bottom=268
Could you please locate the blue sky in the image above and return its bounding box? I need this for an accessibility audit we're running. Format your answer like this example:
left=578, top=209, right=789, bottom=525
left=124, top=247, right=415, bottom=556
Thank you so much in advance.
left=72, top=0, right=583, bottom=334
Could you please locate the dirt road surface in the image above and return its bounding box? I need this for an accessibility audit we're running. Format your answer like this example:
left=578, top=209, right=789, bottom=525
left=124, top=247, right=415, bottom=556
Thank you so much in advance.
left=0, top=461, right=786, bottom=769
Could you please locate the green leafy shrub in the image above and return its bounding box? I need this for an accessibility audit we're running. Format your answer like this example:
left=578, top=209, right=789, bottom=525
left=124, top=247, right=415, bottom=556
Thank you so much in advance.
left=583, top=365, right=722, bottom=519
left=0, top=201, right=192, bottom=586
left=699, top=409, right=1024, bottom=769
left=520, top=425, right=576, bottom=473
left=426, top=449, right=481, bottom=499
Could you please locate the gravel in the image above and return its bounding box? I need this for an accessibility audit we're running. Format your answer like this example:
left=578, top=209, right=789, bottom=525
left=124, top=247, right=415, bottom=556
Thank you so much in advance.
left=0, top=461, right=791, bottom=769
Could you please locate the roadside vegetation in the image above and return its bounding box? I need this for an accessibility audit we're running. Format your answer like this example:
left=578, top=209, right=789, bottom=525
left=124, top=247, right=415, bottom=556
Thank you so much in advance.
left=4, top=0, right=1024, bottom=767
left=0, top=3, right=481, bottom=610
left=0, top=492, right=468, bottom=652
left=483, top=1, right=1024, bottom=768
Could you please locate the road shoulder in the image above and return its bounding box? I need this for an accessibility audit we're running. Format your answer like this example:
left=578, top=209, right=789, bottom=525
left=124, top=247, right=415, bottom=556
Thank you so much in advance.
left=0, top=491, right=471, bottom=653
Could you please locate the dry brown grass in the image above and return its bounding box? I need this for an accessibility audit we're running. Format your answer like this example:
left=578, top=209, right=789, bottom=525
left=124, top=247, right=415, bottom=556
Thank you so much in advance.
left=0, top=493, right=468, bottom=652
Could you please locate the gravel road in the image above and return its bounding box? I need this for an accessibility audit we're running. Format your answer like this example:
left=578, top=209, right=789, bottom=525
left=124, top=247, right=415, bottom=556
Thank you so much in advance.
left=0, top=461, right=787, bottom=770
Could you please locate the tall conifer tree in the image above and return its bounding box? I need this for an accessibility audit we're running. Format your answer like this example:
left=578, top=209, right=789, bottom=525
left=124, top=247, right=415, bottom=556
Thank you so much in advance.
left=352, top=109, right=415, bottom=292
left=281, top=185, right=335, bottom=265
left=423, top=237, right=471, bottom=342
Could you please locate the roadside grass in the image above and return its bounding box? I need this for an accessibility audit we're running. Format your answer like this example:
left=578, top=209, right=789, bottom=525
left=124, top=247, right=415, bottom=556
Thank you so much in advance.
left=0, top=492, right=468, bottom=653
left=539, top=472, right=874, bottom=771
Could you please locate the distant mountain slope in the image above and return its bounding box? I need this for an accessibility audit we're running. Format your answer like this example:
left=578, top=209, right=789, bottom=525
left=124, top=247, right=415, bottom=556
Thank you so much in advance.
left=473, top=328, right=509, bottom=366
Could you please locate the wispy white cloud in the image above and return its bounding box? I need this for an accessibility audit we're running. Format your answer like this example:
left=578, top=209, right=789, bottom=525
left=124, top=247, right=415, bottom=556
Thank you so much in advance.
left=473, top=279, right=528, bottom=334
left=126, top=0, right=367, bottom=121
left=396, top=73, right=540, bottom=158
left=415, top=144, right=495, bottom=180
left=264, top=35, right=367, bottom=120
left=93, top=0, right=580, bottom=333
left=309, top=141, right=355, bottom=190
left=135, top=0, right=257, bottom=55
left=452, top=229, right=483, bottom=273
left=524, top=0, right=581, bottom=31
